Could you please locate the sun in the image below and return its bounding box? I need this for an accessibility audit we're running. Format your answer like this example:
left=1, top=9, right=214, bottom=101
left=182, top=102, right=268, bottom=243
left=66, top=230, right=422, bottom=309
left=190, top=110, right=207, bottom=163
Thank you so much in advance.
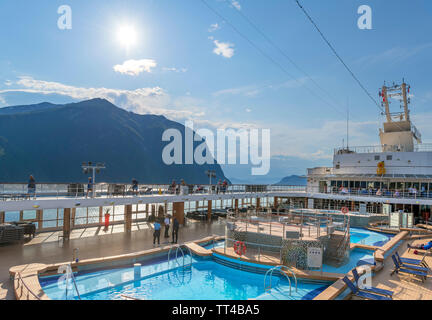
left=116, top=25, right=137, bottom=49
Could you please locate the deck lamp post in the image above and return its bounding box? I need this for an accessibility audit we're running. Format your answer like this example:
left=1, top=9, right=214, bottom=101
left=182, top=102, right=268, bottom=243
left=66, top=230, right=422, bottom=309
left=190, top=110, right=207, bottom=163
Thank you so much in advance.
left=81, top=162, right=106, bottom=198
left=206, top=170, right=216, bottom=194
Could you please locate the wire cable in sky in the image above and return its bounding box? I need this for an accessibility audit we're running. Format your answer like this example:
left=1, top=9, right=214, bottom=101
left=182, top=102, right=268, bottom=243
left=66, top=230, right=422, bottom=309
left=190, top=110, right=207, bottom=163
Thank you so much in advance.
left=200, top=0, right=355, bottom=120
left=231, top=3, right=347, bottom=112
left=294, top=0, right=384, bottom=114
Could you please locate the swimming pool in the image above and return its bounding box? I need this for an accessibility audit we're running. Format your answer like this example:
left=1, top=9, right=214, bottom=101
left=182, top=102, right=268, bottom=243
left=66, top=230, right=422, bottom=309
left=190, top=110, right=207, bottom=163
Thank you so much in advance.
left=349, top=227, right=392, bottom=246
left=322, top=248, right=375, bottom=274
left=200, top=228, right=390, bottom=275
left=39, top=254, right=329, bottom=300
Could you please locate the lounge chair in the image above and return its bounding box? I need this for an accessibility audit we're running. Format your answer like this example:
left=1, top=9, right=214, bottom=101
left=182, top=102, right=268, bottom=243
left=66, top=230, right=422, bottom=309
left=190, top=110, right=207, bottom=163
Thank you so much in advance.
left=351, top=268, right=393, bottom=298
left=407, top=243, right=432, bottom=254
left=391, top=255, right=427, bottom=282
left=341, top=276, right=392, bottom=300
left=395, top=251, right=429, bottom=269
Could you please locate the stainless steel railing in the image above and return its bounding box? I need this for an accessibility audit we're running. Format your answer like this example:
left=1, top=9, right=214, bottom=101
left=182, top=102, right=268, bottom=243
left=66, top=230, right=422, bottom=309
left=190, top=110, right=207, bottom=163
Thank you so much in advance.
left=0, top=183, right=306, bottom=201
left=15, top=272, right=41, bottom=300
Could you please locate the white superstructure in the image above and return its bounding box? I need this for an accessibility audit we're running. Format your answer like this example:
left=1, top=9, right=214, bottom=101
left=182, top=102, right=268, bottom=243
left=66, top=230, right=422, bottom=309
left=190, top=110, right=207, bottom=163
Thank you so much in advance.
left=307, top=81, right=432, bottom=216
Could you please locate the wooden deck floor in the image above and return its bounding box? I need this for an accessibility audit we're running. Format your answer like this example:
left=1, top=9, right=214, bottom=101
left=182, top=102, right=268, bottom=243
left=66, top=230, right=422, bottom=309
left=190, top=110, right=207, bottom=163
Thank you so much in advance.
left=368, top=237, right=432, bottom=300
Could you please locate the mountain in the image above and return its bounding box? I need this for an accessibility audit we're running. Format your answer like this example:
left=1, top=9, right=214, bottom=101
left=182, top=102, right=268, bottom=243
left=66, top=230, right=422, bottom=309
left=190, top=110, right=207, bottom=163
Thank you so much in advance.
left=0, top=102, right=61, bottom=115
left=0, top=98, right=227, bottom=183
left=274, top=175, right=307, bottom=186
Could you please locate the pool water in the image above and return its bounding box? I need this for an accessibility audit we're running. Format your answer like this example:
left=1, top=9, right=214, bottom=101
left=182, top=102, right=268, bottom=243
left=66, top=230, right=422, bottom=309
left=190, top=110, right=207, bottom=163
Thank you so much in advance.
left=40, top=229, right=391, bottom=300
left=349, top=228, right=392, bottom=246
left=40, top=255, right=329, bottom=300
left=201, top=228, right=390, bottom=275
left=322, top=248, right=374, bottom=274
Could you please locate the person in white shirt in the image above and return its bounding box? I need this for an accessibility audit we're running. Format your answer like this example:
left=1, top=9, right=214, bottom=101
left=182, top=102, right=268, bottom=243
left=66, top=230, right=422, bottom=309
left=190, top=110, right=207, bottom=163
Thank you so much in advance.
left=164, top=216, right=171, bottom=238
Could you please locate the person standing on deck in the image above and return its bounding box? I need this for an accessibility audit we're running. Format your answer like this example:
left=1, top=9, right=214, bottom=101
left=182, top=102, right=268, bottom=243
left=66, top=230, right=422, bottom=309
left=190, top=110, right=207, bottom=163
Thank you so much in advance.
left=164, top=215, right=171, bottom=238
left=170, top=180, right=176, bottom=194
left=153, top=220, right=161, bottom=246
left=27, top=175, right=36, bottom=200
left=222, top=180, right=228, bottom=194
left=86, top=177, right=93, bottom=198
left=131, top=178, right=139, bottom=196
left=172, top=217, right=179, bottom=244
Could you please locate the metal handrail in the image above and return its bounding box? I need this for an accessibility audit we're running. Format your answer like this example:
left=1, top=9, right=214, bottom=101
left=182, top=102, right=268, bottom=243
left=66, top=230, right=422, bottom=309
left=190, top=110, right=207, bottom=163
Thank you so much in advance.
left=0, top=183, right=306, bottom=201
left=64, top=264, right=81, bottom=300
left=69, top=265, right=81, bottom=300
left=264, top=265, right=297, bottom=296
left=121, top=294, right=142, bottom=300
left=167, top=244, right=192, bottom=269
left=16, top=272, right=41, bottom=300
left=167, top=244, right=193, bottom=286
left=335, top=215, right=351, bottom=259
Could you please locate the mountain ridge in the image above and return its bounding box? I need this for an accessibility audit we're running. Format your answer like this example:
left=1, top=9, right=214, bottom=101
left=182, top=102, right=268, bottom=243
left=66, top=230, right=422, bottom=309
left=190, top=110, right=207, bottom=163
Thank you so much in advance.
left=0, top=98, right=227, bottom=183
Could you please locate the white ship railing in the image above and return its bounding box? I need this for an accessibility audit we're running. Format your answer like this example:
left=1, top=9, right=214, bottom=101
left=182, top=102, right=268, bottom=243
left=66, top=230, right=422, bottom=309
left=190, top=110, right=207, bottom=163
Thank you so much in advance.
left=0, top=183, right=306, bottom=201
left=334, top=143, right=432, bottom=154
left=311, top=186, right=432, bottom=200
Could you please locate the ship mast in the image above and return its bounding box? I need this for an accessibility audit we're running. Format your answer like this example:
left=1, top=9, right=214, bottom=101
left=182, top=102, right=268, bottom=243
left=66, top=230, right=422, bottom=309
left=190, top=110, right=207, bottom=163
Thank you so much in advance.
left=378, top=80, right=421, bottom=152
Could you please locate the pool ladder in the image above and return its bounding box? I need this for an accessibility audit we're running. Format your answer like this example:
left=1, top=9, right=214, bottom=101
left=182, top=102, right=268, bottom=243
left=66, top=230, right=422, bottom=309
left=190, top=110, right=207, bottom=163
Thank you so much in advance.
left=264, top=265, right=297, bottom=296
left=167, top=245, right=193, bottom=286
left=167, top=244, right=193, bottom=269
left=64, top=264, right=81, bottom=300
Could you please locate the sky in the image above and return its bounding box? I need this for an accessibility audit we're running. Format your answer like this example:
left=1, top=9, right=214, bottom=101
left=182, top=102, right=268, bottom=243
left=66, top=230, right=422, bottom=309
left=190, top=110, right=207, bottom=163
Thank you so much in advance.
left=0, top=0, right=432, bottom=183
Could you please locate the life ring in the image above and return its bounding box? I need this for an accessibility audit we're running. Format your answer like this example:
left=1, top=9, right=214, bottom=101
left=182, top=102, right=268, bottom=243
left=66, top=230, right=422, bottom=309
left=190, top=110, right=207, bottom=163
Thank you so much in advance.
left=341, top=207, right=349, bottom=214
left=234, top=241, right=246, bottom=256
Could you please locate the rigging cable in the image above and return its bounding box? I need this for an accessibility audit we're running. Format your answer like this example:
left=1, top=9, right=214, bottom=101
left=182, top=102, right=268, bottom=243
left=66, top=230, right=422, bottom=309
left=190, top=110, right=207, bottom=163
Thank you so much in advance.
left=294, top=0, right=385, bottom=114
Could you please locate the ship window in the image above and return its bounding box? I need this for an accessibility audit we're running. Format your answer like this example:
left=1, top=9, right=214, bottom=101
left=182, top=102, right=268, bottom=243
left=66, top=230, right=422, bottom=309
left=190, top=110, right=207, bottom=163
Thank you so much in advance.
left=386, top=155, right=392, bottom=160
left=335, top=164, right=340, bottom=169
left=374, top=155, right=380, bottom=160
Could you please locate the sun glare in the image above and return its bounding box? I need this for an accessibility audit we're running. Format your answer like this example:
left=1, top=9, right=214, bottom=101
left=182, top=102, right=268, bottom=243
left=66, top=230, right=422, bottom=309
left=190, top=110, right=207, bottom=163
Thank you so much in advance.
left=116, top=25, right=137, bottom=49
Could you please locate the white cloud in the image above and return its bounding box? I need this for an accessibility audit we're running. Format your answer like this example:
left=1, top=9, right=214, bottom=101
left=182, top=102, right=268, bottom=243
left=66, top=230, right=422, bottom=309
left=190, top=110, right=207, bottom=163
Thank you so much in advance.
left=208, top=23, right=221, bottom=32
left=162, top=67, right=188, bottom=73
left=231, top=0, right=241, bottom=10
left=213, top=85, right=261, bottom=97
left=355, top=43, right=432, bottom=66
left=0, top=76, right=203, bottom=120
left=113, top=59, right=157, bottom=76
left=213, top=78, right=308, bottom=97
left=4, top=80, right=12, bottom=86
left=213, top=40, right=235, bottom=58
left=245, top=108, right=252, bottom=112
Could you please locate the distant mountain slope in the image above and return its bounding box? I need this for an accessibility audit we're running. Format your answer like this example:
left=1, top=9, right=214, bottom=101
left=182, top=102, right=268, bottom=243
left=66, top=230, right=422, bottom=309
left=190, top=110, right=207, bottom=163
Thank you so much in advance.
left=0, top=102, right=61, bottom=115
left=0, top=98, right=227, bottom=183
left=275, top=175, right=307, bottom=186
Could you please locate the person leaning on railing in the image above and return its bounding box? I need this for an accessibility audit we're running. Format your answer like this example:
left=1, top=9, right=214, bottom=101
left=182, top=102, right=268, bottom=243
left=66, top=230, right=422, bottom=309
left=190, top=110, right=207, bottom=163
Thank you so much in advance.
left=27, top=175, right=36, bottom=200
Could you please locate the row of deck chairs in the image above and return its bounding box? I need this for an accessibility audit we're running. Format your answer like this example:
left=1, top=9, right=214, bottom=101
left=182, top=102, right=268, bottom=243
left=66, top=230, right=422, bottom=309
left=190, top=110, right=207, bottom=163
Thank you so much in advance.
left=342, top=268, right=393, bottom=300
left=390, top=252, right=429, bottom=282
left=343, top=249, right=430, bottom=300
